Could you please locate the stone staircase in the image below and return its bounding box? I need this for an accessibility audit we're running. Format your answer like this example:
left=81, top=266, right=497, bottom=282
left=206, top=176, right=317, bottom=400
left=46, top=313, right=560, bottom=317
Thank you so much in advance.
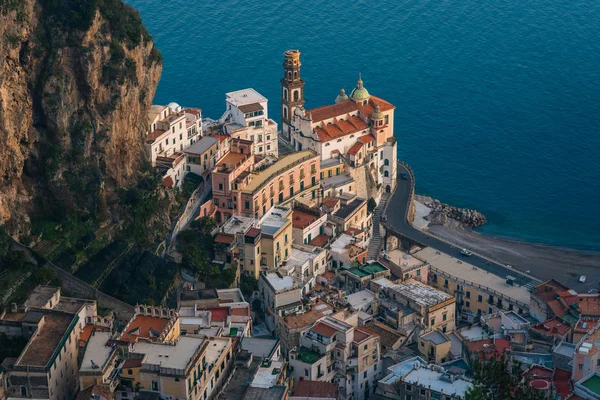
left=367, top=193, right=390, bottom=260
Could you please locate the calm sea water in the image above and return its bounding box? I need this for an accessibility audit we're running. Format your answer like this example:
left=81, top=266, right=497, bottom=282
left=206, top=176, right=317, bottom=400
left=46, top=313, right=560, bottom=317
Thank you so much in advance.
left=130, top=0, right=600, bottom=251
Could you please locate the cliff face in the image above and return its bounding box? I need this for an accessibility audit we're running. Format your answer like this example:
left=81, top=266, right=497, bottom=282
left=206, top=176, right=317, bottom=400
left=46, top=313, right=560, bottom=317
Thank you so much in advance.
left=0, top=0, right=162, bottom=237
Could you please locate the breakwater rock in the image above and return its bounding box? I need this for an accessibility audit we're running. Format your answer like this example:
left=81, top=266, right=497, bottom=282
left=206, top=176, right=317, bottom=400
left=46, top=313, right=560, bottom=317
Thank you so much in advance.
left=415, top=195, right=486, bottom=228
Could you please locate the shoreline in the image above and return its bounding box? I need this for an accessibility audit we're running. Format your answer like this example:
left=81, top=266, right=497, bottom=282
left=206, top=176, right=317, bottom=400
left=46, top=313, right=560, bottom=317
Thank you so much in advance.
left=413, top=199, right=600, bottom=292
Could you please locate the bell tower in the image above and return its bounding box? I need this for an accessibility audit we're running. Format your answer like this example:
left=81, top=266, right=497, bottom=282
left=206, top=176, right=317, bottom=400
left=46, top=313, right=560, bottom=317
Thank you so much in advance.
left=281, top=49, right=305, bottom=140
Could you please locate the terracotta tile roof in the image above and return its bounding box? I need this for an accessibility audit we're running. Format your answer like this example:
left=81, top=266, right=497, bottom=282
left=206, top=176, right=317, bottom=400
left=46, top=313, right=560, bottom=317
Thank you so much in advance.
left=183, top=108, right=202, bottom=115
left=238, top=103, right=263, bottom=113
left=358, top=134, right=375, bottom=144
left=321, top=271, right=336, bottom=280
left=146, top=129, right=167, bottom=143
left=347, top=142, right=363, bottom=156
left=212, top=134, right=230, bottom=143
left=578, top=295, right=600, bottom=316
left=532, top=280, right=570, bottom=303
left=547, top=299, right=568, bottom=317
left=306, top=100, right=359, bottom=122
left=311, top=322, right=337, bottom=337
left=245, top=228, right=261, bottom=238
left=314, top=116, right=369, bottom=142
left=205, top=307, right=229, bottom=322
left=121, top=315, right=170, bottom=343
left=363, top=321, right=403, bottom=348
left=309, top=234, right=330, bottom=247
left=344, top=227, right=362, bottom=236
left=122, top=358, right=143, bottom=368
left=292, top=210, right=319, bottom=229
left=353, top=328, right=375, bottom=343
left=293, top=380, right=339, bottom=399
left=357, top=96, right=395, bottom=115
left=214, top=234, right=234, bottom=245
left=231, top=306, right=250, bottom=317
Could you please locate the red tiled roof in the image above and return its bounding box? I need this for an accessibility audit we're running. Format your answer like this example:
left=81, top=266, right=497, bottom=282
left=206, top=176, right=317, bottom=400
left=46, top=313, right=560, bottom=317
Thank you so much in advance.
left=245, top=228, right=261, bottom=238
left=322, top=197, right=340, bottom=208
left=357, top=134, right=375, bottom=144
left=306, top=101, right=359, bottom=122
left=293, top=380, right=339, bottom=399
left=231, top=306, right=250, bottom=317
left=212, top=134, right=230, bottom=143
left=207, top=307, right=229, bottom=322
left=347, top=142, right=363, bottom=156
left=357, top=96, right=395, bottom=115
left=345, top=227, right=362, bottom=236
left=121, top=315, right=171, bottom=343
left=353, top=328, right=375, bottom=343
left=547, top=299, right=568, bottom=317
left=146, top=129, right=167, bottom=143
left=215, top=234, right=234, bottom=245
left=314, top=116, right=369, bottom=142
left=311, top=322, right=337, bottom=337
left=122, top=358, right=143, bottom=368
left=578, top=295, right=600, bottom=316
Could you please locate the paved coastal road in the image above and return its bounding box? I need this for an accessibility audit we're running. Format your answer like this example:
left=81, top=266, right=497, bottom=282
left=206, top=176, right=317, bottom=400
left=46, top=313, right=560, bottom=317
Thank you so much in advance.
left=384, top=163, right=539, bottom=288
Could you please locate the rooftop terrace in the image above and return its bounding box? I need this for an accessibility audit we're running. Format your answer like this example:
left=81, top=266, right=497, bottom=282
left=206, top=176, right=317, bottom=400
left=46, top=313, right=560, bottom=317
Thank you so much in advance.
left=389, top=278, right=453, bottom=308
left=80, top=332, right=113, bottom=372
left=293, top=346, right=323, bottom=364
left=134, top=337, right=204, bottom=371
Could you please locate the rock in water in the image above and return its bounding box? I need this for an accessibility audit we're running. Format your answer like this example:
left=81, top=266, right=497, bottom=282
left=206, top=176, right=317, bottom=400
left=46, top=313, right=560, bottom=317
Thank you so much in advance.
left=418, top=195, right=486, bottom=227
left=0, top=0, right=162, bottom=237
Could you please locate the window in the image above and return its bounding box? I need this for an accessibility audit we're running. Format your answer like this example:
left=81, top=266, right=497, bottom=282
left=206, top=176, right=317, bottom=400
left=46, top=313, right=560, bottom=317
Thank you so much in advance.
left=218, top=183, right=223, bottom=190
left=478, top=294, right=483, bottom=302
left=406, top=384, right=412, bottom=392
left=466, top=291, right=471, bottom=299
left=305, top=369, right=309, bottom=377
left=443, top=313, right=447, bottom=321
left=380, top=151, right=383, bottom=159
left=363, top=371, right=367, bottom=379
left=579, top=364, right=584, bottom=371
left=128, top=369, right=133, bottom=375
left=420, top=389, right=426, bottom=395
left=152, top=381, right=159, bottom=391
left=21, top=387, right=27, bottom=396
left=430, top=318, right=435, bottom=326
left=364, top=344, right=368, bottom=350
left=245, top=200, right=250, bottom=209
left=416, top=269, right=421, bottom=277
left=444, top=279, right=449, bottom=288
left=466, top=301, right=470, bottom=308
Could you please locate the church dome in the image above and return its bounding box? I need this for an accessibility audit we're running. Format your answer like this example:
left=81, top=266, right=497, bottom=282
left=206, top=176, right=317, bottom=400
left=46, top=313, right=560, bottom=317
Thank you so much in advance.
left=335, top=88, right=349, bottom=103
left=349, top=74, right=370, bottom=101
left=371, top=103, right=384, bottom=120
left=167, top=102, right=181, bottom=112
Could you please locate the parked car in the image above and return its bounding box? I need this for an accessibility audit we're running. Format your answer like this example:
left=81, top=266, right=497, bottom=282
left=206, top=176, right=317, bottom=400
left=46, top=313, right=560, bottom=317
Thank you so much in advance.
left=460, top=249, right=473, bottom=257
left=580, top=275, right=587, bottom=283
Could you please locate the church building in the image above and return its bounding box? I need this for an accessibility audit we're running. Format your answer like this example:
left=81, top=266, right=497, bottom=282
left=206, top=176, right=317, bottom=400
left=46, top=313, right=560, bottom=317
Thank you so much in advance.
left=281, top=50, right=398, bottom=194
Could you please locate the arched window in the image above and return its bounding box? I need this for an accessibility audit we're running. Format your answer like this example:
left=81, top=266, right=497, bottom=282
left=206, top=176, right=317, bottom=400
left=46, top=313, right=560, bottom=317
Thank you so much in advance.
left=384, top=159, right=389, bottom=166
left=287, top=71, right=292, bottom=80
left=283, top=88, right=288, bottom=100
left=293, top=90, right=299, bottom=101
left=283, top=107, right=288, bottom=119
left=294, top=71, right=298, bottom=79
left=384, top=171, right=389, bottom=177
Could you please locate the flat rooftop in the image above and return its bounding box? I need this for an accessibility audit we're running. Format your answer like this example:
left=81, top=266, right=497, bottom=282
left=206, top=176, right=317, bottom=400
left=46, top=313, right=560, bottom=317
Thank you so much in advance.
left=225, top=88, right=267, bottom=107
left=243, top=386, right=287, bottom=400
left=389, top=279, right=453, bottom=307
left=24, top=286, right=58, bottom=308
left=184, top=136, right=218, bottom=155
left=242, top=150, right=317, bottom=193
left=134, top=337, right=204, bottom=370
left=17, top=311, right=75, bottom=367
left=346, top=289, right=376, bottom=311
left=382, top=356, right=427, bottom=384
left=421, top=330, right=450, bottom=345
left=54, top=297, right=93, bottom=314
left=259, top=206, right=291, bottom=236
left=459, top=326, right=489, bottom=341
left=414, top=247, right=530, bottom=305
left=282, top=302, right=335, bottom=330
left=388, top=249, right=426, bottom=270
left=222, top=215, right=256, bottom=235
left=334, top=198, right=365, bottom=220
left=579, top=374, right=600, bottom=395
left=322, top=174, right=354, bottom=191
left=80, top=332, right=113, bottom=372
left=291, top=209, right=321, bottom=229
left=294, top=346, right=323, bottom=364
left=280, top=247, right=315, bottom=274
left=251, top=359, right=285, bottom=388
left=205, top=338, right=230, bottom=365
left=264, top=273, right=296, bottom=292
left=320, top=157, right=344, bottom=169
left=403, top=367, right=472, bottom=397
left=217, top=288, right=245, bottom=303
left=241, top=338, right=278, bottom=359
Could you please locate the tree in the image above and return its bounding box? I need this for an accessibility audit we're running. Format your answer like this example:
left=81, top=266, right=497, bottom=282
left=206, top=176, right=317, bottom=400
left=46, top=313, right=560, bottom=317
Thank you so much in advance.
left=240, top=275, right=258, bottom=298
left=367, top=198, right=377, bottom=214
left=466, top=357, right=545, bottom=400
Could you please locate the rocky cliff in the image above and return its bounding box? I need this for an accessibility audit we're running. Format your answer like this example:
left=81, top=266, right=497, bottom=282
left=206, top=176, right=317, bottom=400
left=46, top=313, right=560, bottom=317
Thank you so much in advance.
left=0, top=0, right=162, bottom=237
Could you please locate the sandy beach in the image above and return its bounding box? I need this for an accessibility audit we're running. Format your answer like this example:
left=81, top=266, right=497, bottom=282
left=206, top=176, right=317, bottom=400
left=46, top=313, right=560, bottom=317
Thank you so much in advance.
left=422, top=213, right=600, bottom=293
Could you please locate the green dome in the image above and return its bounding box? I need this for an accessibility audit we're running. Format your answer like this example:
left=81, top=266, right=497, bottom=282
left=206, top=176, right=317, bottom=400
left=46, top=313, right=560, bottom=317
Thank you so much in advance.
left=350, top=73, right=370, bottom=101
left=336, top=88, right=349, bottom=103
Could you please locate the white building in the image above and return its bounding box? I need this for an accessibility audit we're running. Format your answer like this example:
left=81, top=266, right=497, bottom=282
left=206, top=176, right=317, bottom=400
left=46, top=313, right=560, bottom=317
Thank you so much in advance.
left=219, top=89, right=278, bottom=158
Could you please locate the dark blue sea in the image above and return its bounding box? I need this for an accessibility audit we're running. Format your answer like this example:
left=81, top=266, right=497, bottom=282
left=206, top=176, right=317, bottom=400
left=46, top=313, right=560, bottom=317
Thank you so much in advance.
left=130, top=0, right=600, bottom=251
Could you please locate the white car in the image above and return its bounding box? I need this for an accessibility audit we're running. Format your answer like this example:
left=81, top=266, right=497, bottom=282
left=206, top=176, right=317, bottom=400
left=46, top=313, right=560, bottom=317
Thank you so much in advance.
left=580, top=275, right=587, bottom=283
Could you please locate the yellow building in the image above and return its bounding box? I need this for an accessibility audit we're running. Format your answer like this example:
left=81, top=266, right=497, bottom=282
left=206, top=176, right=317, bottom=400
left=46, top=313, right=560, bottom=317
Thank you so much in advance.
left=418, top=330, right=452, bottom=364
left=330, top=198, right=371, bottom=234
left=133, top=336, right=233, bottom=400
left=119, top=358, right=143, bottom=390
left=79, top=331, right=120, bottom=392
